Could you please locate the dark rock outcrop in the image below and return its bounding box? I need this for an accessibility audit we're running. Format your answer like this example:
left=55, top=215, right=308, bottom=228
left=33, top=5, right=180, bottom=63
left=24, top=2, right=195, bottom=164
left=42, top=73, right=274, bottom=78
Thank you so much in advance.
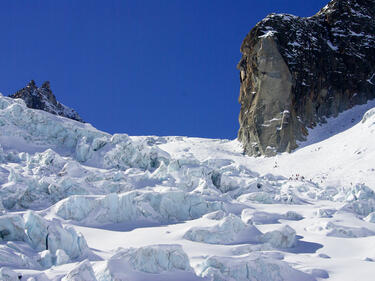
left=9, top=80, right=84, bottom=122
left=238, top=0, right=375, bottom=156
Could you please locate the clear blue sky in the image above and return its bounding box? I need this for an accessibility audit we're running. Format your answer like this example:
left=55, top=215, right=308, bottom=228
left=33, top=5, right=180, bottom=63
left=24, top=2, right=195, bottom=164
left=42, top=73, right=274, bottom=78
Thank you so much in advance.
left=0, top=0, right=328, bottom=139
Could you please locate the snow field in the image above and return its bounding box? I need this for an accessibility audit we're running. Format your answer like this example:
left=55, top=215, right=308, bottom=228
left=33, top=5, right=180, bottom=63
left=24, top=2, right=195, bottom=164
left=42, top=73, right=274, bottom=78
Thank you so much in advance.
left=1, top=94, right=375, bottom=280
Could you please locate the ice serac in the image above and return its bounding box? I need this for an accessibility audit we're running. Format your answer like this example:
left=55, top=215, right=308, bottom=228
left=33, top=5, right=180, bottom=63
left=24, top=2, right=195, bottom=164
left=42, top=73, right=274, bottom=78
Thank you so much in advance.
left=199, top=254, right=316, bottom=281
left=62, top=260, right=97, bottom=281
left=238, top=0, right=375, bottom=156
left=95, top=245, right=193, bottom=280
left=9, top=80, right=84, bottom=122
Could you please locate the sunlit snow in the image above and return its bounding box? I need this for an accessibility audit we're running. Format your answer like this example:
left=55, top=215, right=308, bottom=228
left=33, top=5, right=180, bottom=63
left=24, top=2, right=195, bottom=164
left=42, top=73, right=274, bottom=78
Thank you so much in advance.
left=1, top=93, right=375, bottom=280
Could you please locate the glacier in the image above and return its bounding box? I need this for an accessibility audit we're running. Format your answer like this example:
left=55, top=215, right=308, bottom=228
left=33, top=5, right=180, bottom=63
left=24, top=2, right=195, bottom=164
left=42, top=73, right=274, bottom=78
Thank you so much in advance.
left=1, top=93, right=375, bottom=280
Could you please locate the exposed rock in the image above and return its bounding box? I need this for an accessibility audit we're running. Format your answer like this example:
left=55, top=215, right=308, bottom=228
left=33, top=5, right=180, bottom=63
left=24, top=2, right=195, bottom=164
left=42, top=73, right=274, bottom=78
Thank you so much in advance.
left=238, top=0, right=375, bottom=156
left=9, top=80, right=84, bottom=122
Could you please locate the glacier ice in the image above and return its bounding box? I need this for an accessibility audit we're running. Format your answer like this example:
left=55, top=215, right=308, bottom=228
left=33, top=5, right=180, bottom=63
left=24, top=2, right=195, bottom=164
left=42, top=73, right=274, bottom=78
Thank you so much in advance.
left=241, top=209, right=303, bottom=225
left=0, top=267, right=19, bottom=281
left=37, top=250, right=53, bottom=268
left=198, top=254, right=316, bottom=281
left=310, top=268, right=329, bottom=279
left=62, top=259, right=97, bottom=281
left=1, top=93, right=375, bottom=279
left=56, top=249, right=70, bottom=265
left=306, top=221, right=375, bottom=238
left=94, top=245, right=193, bottom=280
left=113, top=244, right=192, bottom=273
left=0, top=243, right=39, bottom=269
left=55, top=190, right=223, bottom=225
left=316, top=208, right=336, bottom=218
left=203, top=210, right=226, bottom=220
left=0, top=211, right=89, bottom=267
left=364, top=212, right=375, bottom=223
left=260, top=225, right=297, bottom=248
left=184, top=214, right=262, bottom=244
left=340, top=184, right=375, bottom=217
left=0, top=95, right=170, bottom=173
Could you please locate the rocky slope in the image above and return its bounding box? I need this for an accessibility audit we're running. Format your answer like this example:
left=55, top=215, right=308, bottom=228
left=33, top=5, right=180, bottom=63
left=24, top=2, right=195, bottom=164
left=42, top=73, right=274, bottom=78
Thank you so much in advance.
left=238, top=0, right=375, bottom=156
left=9, top=80, right=84, bottom=122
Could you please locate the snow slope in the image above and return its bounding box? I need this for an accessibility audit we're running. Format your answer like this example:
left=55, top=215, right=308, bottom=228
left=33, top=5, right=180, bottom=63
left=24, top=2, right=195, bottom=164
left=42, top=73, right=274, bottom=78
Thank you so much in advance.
left=1, top=93, right=375, bottom=280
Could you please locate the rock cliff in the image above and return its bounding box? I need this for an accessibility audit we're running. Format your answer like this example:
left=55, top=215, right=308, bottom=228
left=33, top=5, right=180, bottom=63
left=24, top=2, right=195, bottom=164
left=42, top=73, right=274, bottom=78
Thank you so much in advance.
left=9, top=80, right=84, bottom=122
left=238, top=0, right=375, bottom=156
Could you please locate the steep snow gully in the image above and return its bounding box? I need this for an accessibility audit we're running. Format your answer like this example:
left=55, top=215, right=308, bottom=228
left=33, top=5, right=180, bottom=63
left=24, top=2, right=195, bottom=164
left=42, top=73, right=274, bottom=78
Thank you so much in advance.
left=1, top=93, right=375, bottom=280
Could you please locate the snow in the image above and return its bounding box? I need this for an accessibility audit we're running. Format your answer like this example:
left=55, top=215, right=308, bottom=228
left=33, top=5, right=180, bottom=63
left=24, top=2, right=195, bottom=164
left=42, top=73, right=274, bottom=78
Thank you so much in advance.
left=198, top=254, right=316, bottom=281
left=62, top=260, right=97, bottom=281
left=259, top=30, right=277, bottom=38
left=367, top=73, right=375, bottom=85
left=183, top=214, right=262, bottom=244
left=260, top=225, right=297, bottom=248
left=326, top=40, right=338, bottom=51
left=53, top=190, right=222, bottom=226
left=1, top=94, right=375, bottom=280
left=0, top=267, right=20, bottom=281
left=94, top=245, right=197, bottom=281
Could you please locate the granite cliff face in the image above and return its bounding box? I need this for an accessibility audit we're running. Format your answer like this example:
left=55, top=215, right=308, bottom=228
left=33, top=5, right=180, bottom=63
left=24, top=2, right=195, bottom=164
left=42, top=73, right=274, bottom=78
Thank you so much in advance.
left=9, top=80, right=84, bottom=122
left=238, top=0, right=375, bottom=156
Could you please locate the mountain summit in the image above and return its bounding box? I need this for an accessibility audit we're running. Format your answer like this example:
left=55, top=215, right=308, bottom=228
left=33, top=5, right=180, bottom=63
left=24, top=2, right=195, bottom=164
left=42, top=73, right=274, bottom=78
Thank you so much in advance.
left=9, top=80, right=84, bottom=122
left=238, top=0, right=375, bottom=156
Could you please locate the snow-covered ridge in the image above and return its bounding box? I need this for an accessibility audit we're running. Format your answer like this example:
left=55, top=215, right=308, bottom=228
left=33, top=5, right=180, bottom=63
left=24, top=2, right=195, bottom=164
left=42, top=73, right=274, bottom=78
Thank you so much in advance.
left=1, top=93, right=375, bottom=280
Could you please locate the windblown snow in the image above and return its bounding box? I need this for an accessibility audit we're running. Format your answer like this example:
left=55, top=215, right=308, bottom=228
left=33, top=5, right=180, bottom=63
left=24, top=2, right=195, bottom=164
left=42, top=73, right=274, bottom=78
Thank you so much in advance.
left=1, top=93, right=375, bottom=280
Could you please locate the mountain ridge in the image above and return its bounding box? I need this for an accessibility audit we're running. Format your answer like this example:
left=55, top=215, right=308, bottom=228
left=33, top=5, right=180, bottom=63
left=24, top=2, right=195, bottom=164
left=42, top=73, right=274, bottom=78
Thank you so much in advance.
left=9, top=80, right=84, bottom=123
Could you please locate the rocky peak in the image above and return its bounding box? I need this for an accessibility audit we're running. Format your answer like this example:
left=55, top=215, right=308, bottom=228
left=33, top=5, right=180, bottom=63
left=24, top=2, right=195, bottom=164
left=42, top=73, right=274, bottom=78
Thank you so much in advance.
left=9, top=81, right=84, bottom=123
left=238, top=0, right=375, bottom=156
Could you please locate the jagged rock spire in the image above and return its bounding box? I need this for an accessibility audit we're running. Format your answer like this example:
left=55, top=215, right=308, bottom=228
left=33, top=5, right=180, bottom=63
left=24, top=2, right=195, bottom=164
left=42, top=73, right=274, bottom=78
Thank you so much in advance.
left=9, top=81, right=84, bottom=123
left=27, top=80, right=37, bottom=89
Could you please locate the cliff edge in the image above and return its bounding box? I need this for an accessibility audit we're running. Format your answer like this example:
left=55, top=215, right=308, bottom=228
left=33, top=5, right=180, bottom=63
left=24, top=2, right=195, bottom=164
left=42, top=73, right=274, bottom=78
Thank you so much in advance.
left=238, top=0, right=375, bottom=156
